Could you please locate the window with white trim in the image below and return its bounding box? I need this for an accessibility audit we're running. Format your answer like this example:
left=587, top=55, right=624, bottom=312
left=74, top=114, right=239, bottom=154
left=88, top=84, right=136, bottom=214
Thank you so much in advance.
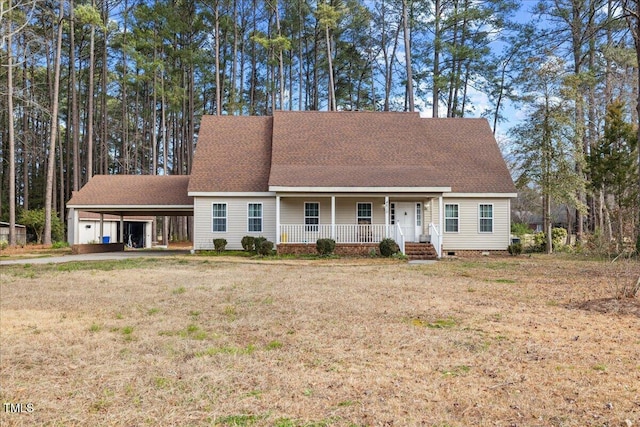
left=479, top=204, right=493, bottom=233
left=445, top=204, right=459, bottom=233
left=416, top=203, right=422, bottom=227
left=357, top=202, right=372, bottom=224
left=390, top=203, right=396, bottom=224
left=248, top=203, right=262, bottom=232
left=305, top=202, right=319, bottom=231
left=212, top=203, right=227, bottom=232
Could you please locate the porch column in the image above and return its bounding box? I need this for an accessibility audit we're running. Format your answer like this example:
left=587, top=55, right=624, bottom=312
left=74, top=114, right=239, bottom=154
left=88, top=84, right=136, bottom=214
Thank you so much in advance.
left=276, top=196, right=281, bottom=244
left=438, top=195, right=444, bottom=258
left=384, top=196, right=389, bottom=238
left=67, top=208, right=79, bottom=245
left=120, top=214, right=124, bottom=244
left=331, top=196, right=336, bottom=240
left=99, top=214, right=104, bottom=242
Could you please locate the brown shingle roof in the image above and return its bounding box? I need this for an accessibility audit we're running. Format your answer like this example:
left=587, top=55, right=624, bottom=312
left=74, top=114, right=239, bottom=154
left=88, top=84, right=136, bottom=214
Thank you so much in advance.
left=67, top=175, right=192, bottom=206
left=188, top=115, right=272, bottom=193
left=268, top=111, right=515, bottom=193
left=187, top=111, right=515, bottom=194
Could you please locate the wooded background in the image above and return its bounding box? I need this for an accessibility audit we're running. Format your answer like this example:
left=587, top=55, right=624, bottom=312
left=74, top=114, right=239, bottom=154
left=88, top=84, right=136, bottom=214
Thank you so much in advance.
left=1, top=0, right=639, bottom=249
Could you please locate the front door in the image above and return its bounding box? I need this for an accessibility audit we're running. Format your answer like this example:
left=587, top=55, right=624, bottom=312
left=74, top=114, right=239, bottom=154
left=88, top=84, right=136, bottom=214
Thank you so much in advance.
left=396, top=202, right=416, bottom=242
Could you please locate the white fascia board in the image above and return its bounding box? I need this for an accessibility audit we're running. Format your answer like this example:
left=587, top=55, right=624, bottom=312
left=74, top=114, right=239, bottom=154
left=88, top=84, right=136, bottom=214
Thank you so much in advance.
left=188, top=192, right=276, bottom=197
left=269, top=186, right=452, bottom=193
left=67, top=204, right=193, bottom=210
left=445, top=193, right=518, bottom=198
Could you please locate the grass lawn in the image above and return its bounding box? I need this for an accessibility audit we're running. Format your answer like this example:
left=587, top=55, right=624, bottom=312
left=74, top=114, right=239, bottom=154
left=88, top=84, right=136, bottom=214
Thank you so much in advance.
left=1, top=255, right=639, bottom=426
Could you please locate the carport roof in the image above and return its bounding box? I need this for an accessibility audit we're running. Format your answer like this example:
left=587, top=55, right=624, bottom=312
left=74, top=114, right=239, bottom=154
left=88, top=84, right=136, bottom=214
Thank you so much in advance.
left=67, top=175, right=193, bottom=216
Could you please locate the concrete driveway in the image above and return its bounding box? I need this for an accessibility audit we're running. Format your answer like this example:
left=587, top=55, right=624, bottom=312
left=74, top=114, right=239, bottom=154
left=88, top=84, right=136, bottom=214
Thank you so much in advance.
left=0, top=250, right=191, bottom=266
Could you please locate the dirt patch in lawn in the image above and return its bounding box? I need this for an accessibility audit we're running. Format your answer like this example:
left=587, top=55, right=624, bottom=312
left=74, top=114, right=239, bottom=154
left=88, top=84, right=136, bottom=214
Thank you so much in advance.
left=576, top=298, right=640, bottom=317
left=1, top=255, right=639, bottom=426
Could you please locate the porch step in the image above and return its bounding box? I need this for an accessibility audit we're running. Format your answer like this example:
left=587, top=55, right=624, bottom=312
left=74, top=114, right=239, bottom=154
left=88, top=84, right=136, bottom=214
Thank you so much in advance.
left=404, top=242, right=438, bottom=261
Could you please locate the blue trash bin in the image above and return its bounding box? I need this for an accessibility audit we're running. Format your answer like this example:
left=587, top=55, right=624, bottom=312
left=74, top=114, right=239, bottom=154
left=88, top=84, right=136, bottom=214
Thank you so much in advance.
left=102, top=236, right=110, bottom=244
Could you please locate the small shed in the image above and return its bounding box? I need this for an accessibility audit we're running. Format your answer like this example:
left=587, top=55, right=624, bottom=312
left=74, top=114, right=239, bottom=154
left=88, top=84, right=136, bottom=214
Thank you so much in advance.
left=0, top=222, right=27, bottom=245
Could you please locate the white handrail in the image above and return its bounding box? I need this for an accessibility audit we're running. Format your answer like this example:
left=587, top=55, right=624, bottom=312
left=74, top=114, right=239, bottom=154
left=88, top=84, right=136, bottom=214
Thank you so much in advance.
left=429, top=223, right=441, bottom=258
left=395, top=222, right=405, bottom=255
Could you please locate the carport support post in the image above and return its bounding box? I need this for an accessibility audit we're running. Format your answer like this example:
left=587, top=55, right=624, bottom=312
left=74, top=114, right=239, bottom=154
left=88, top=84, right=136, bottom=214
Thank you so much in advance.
left=119, top=215, right=124, bottom=244
left=100, top=214, right=104, bottom=242
left=67, top=208, right=79, bottom=245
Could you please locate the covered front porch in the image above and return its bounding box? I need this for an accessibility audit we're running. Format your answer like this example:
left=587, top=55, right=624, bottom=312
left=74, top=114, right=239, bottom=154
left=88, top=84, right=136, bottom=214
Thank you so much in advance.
left=274, top=194, right=446, bottom=257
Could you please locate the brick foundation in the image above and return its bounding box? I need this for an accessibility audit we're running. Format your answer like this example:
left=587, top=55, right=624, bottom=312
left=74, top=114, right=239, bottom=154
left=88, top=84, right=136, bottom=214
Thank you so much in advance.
left=72, top=243, right=126, bottom=254
left=277, top=243, right=380, bottom=256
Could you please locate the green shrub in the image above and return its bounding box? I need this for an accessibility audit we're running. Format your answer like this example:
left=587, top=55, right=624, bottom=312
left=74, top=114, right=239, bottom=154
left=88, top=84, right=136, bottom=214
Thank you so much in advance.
left=508, top=242, right=522, bottom=256
left=533, top=228, right=568, bottom=252
left=213, top=238, right=227, bottom=253
left=257, top=239, right=274, bottom=256
left=241, top=236, right=255, bottom=252
left=510, top=222, right=530, bottom=237
left=316, top=238, right=336, bottom=256
left=253, top=236, right=267, bottom=253
left=552, top=227, right=568, bottom=247
left=18, top=209, right=65, bottom=243
left=379, top=238, right=400, bottom=257
left=52, top=241, right=69, bottom=249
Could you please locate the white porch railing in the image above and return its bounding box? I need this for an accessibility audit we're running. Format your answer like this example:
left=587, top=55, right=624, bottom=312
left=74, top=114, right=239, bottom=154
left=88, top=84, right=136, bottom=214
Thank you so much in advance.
left=429, top=223, right=442, bottom=258
left=280, top=224, right=387, bottom=245
left=279, top=224, right=409, bottom=254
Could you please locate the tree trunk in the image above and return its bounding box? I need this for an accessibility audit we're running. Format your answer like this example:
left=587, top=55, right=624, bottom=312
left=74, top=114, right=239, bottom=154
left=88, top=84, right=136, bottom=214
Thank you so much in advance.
left=402, top=0, right=414, bottom=112
left=215, top=3, right=221, bottom=115
left=7, top=0, right=16, bottom=246
left=325, top=24, right=336, bottom=111
left=70, top=0, right=80, bottom=191
left=86, top=2, right=95, bottom=181
left=432, top=0, right=441, bottom=117
left=44, top=3, right=65, bottom=245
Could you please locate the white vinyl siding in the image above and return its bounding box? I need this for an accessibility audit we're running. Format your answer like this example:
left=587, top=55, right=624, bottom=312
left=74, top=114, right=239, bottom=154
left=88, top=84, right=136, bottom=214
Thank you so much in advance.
left=279, top=197, right=387, bottom=225
left=194, top=197, right=276, bottom=250
left=440, top=198, right=511, bottom=250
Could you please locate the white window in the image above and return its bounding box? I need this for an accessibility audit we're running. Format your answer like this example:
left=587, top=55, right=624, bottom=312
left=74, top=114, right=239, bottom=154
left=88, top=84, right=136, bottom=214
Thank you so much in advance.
left=479, top=204, right=493, bottom=233
left=445, top=204, right=459, bottom=233
left=416, top=203, right=422, bottom=227
left=305, top=202, right=319, bottom=231
left=212, top=203, right=227, bottom=232
left=390, top=203, right=396, bottom=225
left=357, top=202, right=372, bottom=224
left=248, top=203, right=262, bottom=232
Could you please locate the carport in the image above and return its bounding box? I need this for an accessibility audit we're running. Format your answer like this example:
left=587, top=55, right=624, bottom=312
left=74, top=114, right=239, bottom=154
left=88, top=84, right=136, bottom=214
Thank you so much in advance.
left=66, top=175, right=193, bottom=245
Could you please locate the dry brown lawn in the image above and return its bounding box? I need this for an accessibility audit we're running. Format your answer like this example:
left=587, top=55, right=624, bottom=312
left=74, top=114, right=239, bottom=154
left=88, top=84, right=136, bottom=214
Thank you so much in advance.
left=1, top=255, right=639, bottom=426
